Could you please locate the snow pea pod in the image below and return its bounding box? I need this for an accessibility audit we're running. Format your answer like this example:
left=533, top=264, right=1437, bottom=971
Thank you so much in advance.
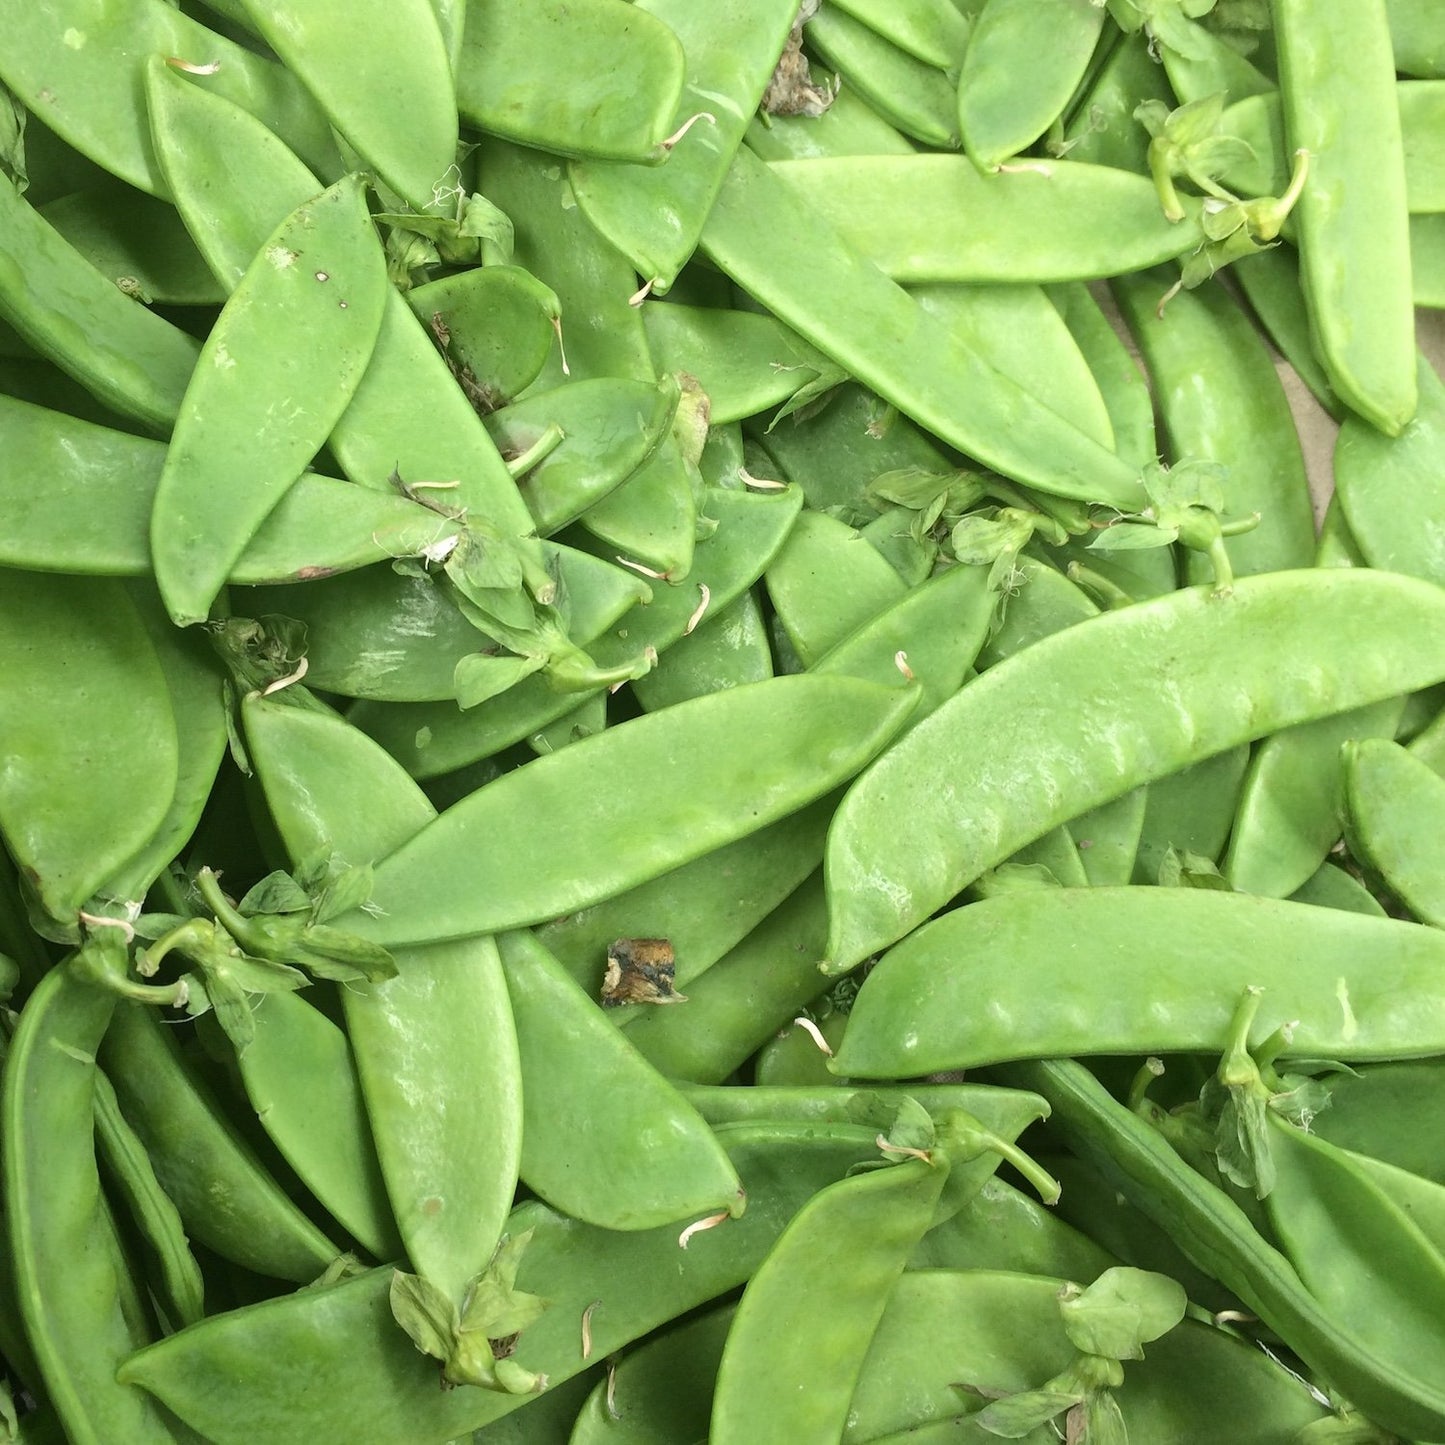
left=1343, top=737, right=1445, bottom=925
left=233, top=0, right=455, bottom=211
left=973, top=554, right=1096, bottom=668
left=1133, top=745, right=1250, bottom=884
left=1310, top=1058, right=1445, bottom=1178
left=770, top=156, right=1202, bottom=284
left=1069, top=788, right=1147, bottom=888
left=1158, top=18, right=1274, bottom=106
left=457, top=0, right=684, bottom=163
left=1058, top=28, right=1169, bottom=173
left=570, top=0, right=798, bottom=296
left=350, top=672, right=919, bottom=947
left=632, top=590, right=774, bottom=711
left=0, top=172, right=199, bottom=433
left=1391, top=0, right=1445, bottom=77
left=1414, top=212, right=1445, bottom=306
left=744, top=83, right=916, bottom=162
left=702, top=146, right=1145, bottom=509
left=1272, top=0, right=1417, bottom=434
left=831, top=0, right=970, bottom=69
left=825, top=568, right=1445, bottom=972
left=0, top=570, right=178, bottom=925
left=118, top=1123, right=886, bottom=1443
left=834, top=886, right=1445, bottom=1076
left=151, top=173, right=388, bottom=625
left=1290, top=859, right=1387, bottom=918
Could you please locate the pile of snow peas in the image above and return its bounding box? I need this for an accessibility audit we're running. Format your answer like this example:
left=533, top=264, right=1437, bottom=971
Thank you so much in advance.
left=4, top=0, right=1445, bottom=1439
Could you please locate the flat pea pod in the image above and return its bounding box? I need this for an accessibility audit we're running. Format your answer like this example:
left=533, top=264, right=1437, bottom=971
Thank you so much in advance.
left=1069, top=787, right=1147, bottom=888
left=769, top=155, right=1203, bottom=284
left=710, top=1153, right=949, bottom=1444
left=350, top=672, right=918, bottom=947
left=1392, top=0, right=1445, bottom=77
left=0, top=172, right=200, bottom=433
left=975, top=554, right=1097, bottom=668
left=233, top=0, right=455, bottom=211
left=497, top=929, right=744, bottom=1230
left=1314, top=493, right=1367, bottom=569
left=1158, top=17, right=1275, bottom=107
left=456, top=0, right=685, bottom=163
left=830, top=0, right=969, bottom=69
left=833, top=886, right=1445, bottom=1075
left=703, top=146, right=1145, bottom=509
left=1414, top=211, right=1445, bottom=306
left=118, top=1122, right=887, bottom=1443
left=824, top=568, right=1445, bottom=972
left=1343, top=736, right=1445, bottom=924
left=744, top=83, right=916, bottom=163
left=1133, top=745, right=1250, bottom=885
left=3, top=950, right=181, bottom=1444
left=0, top=570, right=178, bottom=924
left=1310, top=1058, right=1445, bottom=1178
left=0, top=393, right=462, bottom=584
left=957, top=0, right=1106, bottom=171
left=1272, top=0, right=1417, bottom=434
left=1058, top=28, right=1170, bottom=173
left=1289, top=859, right=1387, bottom=918
left=632, top=589, right=774, bottom=711
left=150, top=173, right=388, bottom=625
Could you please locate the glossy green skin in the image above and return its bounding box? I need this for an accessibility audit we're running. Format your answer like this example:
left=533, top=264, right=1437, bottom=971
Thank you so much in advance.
left=0, top=571, right=178, bottom=922
left=1344, top=737, right=1445, bottom=925
left=632, top=589, right=774, bottom=712
left=702, top=146, right=1145, bottom=510
left=1224, top=698, right=1404, bottom=898
left=1289, top=859, right=1387, bottom=918
left=101, top=1003, right=340, bottom=1282
left=830, top=0, right=969, bottom=68
left=807, top=7, right=960, bottom=148
left=570, top=0, right=798, bottom=294
left=1059, top=29, right=1170, bottom=172
left=825, top=569, right=1445, bottom=971
left=235, top=0, right=455, bottom=211
left=1311, top=1058, right=1445, bottom=1179
left=351, top=672, right=918, bottom=946
left=1159, top=18, right=1274, bottom=106
left=3, top=959, right=179, bottom=1444
left=0, top=393, right=462, bottom=583
left=975, top=555, right=1096, bottom=669
left=1133, top=745, right=1250, bottom=885
left=771, top=156, right=1201, bottom=285
left=1391, top=0, right=1445, bottom=77
left=0, top=0, right=338, bottom=198
left=1007, top=1058, right=1445, bottom=1440
left=836, top=886, right=1445, bottom=1075
left=457, top=0, right=684, bottom=162
left=1273, top=0, right=1417, bottom=434
left=242, top=694, right=520, bottom=1305
left=711, top=1156, right=948, bottom=1444
left=348, top=485, right=803, bottom=776
left=1411, top=700, right=1445, bottom=776
left=497, top=929, right=743, bottom=1230
left=1113, top=273, right=1317, bottom=583
left=0, top=173, right=199, bottom=433
left=958, top=0, right=1105, bottom=169
left=119, top=1124, right=887, bottom=1443
left=1070, top=787, right=1147, bottom=887
left=744, top=83, right=916, bottom=163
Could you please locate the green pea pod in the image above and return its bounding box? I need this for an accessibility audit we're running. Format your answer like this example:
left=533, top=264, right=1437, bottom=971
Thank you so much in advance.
left=825, top=569, right=1445, bottom=972
left=348, top=484, right=803, bottom=777
left=1058, top=29, right=1171, bottom=172
left=745, top=82, right=916, bottom=162
left=233, top=0, right=455, bottom=211
left=702, top=146, right=1145, bottom=509
left=497, top=929, right=744, bottom=1230
left=1391, top=0, right=1445, bottom=78
left=1415, top=211, right=1445, bottom=305
left=100, top=1002, right=341, bottom=1283
left=630, top=588, right=774, bottom=713
left=0, top=0, right=338, bottom=197
left=1157, top=17, right=1275, bottom=107
left=570, top=0, right=796, bottom=296
left=975, top=554, right=1097, bottom=666
left=0, top=172, right=200, bottom=433
left=1309, top=1058, right=1445, bottom=1178
left=1343, top=737, right=1445, bottom=924
left=456, top=0, right=685, bottom=163
left=831, top=0, right=970, bottom=68
left=241, top=693, right=521, bottom=1306
left=0, top=393, right=463, bottom=584
left=769, top=155, right=1204, bottom=284
left=0, top=571, right=179, bottom=926
left=958, top=0, right=1107, bottom=171
left=118, top=1123, right=888, bottom=1442
left=1290, top=859, right=1387, bottom=918
left=1069, top=788, right=1148, bottom=888
left=1134, top=745, right=1250, bottom=884
left=350, top=672, right=918, bottom=947
left=151, top=173, right=389, bottom=625
left=1272, top=0, right=1417, bottom=434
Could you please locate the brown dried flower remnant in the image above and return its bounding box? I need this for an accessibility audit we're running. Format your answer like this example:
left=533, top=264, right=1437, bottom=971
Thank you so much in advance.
left=600, top=937, right=686, bottom=1007
left=761, top=1, right=836, bottom=118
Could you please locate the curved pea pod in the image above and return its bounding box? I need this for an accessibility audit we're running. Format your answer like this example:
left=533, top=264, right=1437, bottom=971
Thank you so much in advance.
left=958, top=0, right=1106, bottom=171
left=0, top=172, right=200, bottom=434
left=1392, top=0, right=1445, bottom=77
left=570, top=0, right=798, bottom=296
left=1343, top=737, right=1445, bottom=925
left=975, top=553, right=1096, bottom=665
left=1156, top=16, right=1275, bottom=108
left=0, top=571, right=178, bottom=926
left=771, top=155, right=1203, bottom=285
left=835, top=886, right=1445, bottom=1076
left=118, top=1122, right=887, bottom=1442
left=233, top=0, right=455, bottom=211
left=1134, top=745, right=1250, bottom=885
left=151, top=174, right=389, bottom=625
left=1068, top=787, right=1147, bottom=888
left=1309, top=1058, right=1445, bottom=1178
left=0, top=0, right=338, bottom=198
left=576, top=443, right=699, bottom=580
left=1290, top=859, right=1387, bottom=918
left=349, top=672, right=919, bottom=947
left=498, top=930, right=743, bottom=1230
left=1224, top=698, right=1405, bottom=899
left=1273, top=0, right=1417, bottom=434
left=488, top=378, right=680, bottom=535
left=406, top=265, right=559, bottom=410
left=0, top=393, right=463, bottom=584
left=830, top=0, right=969, bottom=68
left=702, top=146, right=1145, bottom=510
left=456, top=0, right=685, bottom=163
left=1058, top=29, right=1171, bottom=173
left=745, top=81, right=917, bottom=162
left=632, top=587, right=774, bottom=711
left=824, top=569, right=1445, bottom=972
left=349, top=483, right=804, bottom=776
